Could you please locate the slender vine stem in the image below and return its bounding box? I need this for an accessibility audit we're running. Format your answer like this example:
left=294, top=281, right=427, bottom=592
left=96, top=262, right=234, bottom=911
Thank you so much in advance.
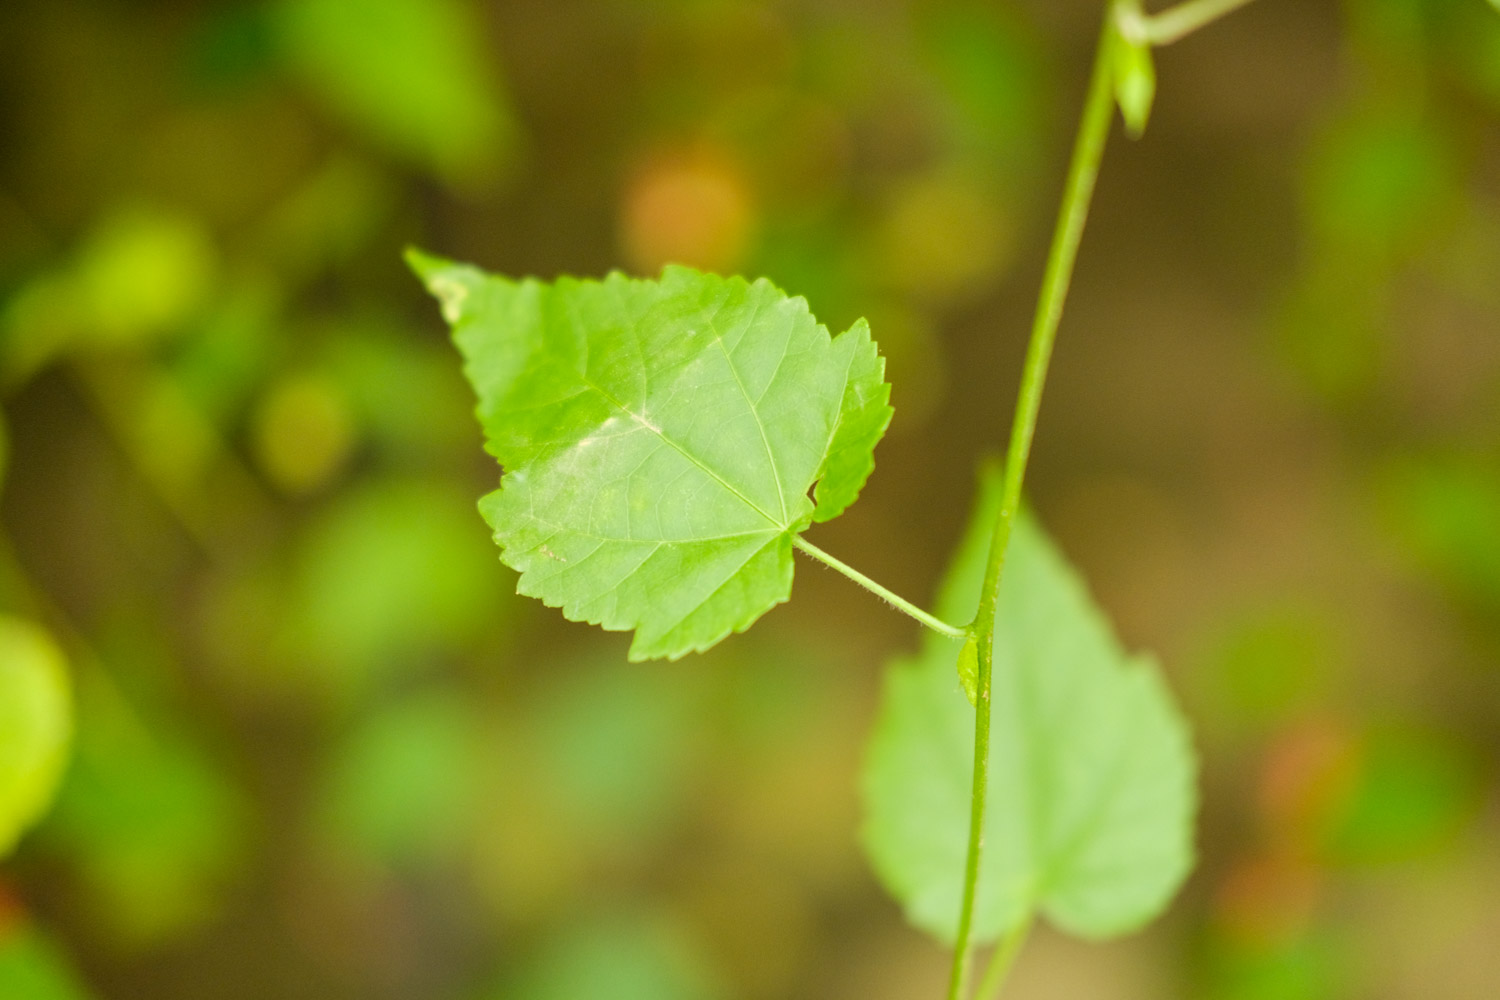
left=943, top=0, right=1259, bottom=996
left=793, top=536, right=968, bottom=639
left=944, top=12, right=1118, bottom=1000
left=974, top=916, right=1034, bottom=1000
left=1123, top=0, right=1260, bottom=46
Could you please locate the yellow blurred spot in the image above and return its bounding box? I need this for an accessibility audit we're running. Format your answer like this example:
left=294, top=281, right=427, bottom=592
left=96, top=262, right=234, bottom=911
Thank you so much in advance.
left=622, top=147, right=755, bottom=274
left=76, top=206, right=217, bottom=346
left=0, top=616, right=73, bottom=858
left=252, top=373, right=356, bottom=496
left=877, top=169, right=1015, bottom=304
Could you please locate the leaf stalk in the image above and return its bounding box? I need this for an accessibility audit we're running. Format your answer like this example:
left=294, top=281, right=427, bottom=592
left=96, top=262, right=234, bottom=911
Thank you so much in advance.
left=793, top=536, right=968, bottom=640
left=1120, top=0, right=1260, bottom=46
left=974, top=916, right=1034, bottom=1000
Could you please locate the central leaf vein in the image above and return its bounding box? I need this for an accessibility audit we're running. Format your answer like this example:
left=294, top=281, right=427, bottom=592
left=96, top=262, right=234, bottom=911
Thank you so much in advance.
left=573, top=370, right=787, bottom=530
left=712, top=333, right=787, bottom=523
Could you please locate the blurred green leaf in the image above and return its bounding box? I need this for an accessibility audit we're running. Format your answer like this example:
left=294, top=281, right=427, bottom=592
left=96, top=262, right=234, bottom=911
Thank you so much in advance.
left=272, top=0, right=518, bottom=185
left=1305, top=107, right=1460, bottom=261
left=315, top=689, right=484, bottom=869
left=288, top=477, right=508, bottom=695
left=862, top=467, right=1197, bottom=943
left=1414, top=0, right=1500, bottom=109
left=43, top=677, right=248, bottom=948
left=0, top=618, right=72, bottom=858
left=257, top=156, right=397, bottom=279
left=501, top=911, right=719, bottom=1000
left=410, top=254, right=892, bottom=661
left=0, top=923, right=95, bottom=1000
left=1319, top=724, right=1481, bottom=866
left=167, top=280, right=279, bottom=423
left=186, top=3, right=276, bottom=94
left=530, top=657, right=704, bottom=841
left=916, top=1, right=1046, bottom=167
left=1273, top=264, right=1388, bottom=402
left=1199, top=605, right=1339, bottom=735
left=1378, top=452, right=1500, bottom=608
left=72, top=207, right=217, bottom=347
left=323, top=325, right=476, bottom=463
left=1454, top=6, right=1500, bottom=106
left=1208, top=932, right=1348, bottom=1000
left=2, top=207, right=216, bottom=384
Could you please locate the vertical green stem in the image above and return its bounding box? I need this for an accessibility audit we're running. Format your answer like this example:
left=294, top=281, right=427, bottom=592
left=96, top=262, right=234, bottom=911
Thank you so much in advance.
left=944, top=13, right=1119, bottom=1000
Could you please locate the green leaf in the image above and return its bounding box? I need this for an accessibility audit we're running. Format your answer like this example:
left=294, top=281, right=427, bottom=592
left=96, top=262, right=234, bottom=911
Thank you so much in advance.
left=1110, top=13, right=1156, bottom=139
left=0, top=617, right=72, bottom=859
left=861, top=467, right=1196, bottom=943
left=408, top=252, right=892, bottom=661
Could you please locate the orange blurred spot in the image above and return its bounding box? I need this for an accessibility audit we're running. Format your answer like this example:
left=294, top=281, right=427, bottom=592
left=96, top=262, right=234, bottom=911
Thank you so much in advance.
left=1257, top=717, right=1360, bottom=856
left=1213, top=852, right=1322, bottom=947
left=0, top=882, right=25, bottom=939
left=621, top=147, right=755, bottom=275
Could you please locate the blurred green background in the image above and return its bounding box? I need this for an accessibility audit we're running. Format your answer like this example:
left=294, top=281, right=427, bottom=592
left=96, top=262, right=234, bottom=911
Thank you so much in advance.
left=1, top=0, right=1498, bottom=997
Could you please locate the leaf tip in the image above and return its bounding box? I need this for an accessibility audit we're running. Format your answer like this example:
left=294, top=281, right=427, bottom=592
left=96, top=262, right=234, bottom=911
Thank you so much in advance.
left=403, top=245, right=446, bottom=279
left=405, top=248, right=479, bottom=325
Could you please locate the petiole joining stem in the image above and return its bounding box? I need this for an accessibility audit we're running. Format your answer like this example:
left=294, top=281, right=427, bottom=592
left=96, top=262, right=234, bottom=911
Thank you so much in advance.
left=793, top=536, right=968, bottom=640
left=945, top=9, right=1120, bottom=1000
left=974, top=916, right=1034, bottom=1000
left=1121, top=0, right=1260, bottom=47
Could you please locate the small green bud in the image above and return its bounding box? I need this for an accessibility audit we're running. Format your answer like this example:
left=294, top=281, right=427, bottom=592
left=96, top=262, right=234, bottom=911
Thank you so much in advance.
left=956, top=635, right=980, bottom=707
left=1111, top=14, right=1156, bottom=138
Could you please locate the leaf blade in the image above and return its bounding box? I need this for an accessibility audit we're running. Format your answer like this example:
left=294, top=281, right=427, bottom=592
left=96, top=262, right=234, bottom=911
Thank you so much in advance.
left=861, top=467, right=1197, bottom=943
left=813, top=319, right=892, bottom=523
left=410, top=252, right=892, bottom=659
